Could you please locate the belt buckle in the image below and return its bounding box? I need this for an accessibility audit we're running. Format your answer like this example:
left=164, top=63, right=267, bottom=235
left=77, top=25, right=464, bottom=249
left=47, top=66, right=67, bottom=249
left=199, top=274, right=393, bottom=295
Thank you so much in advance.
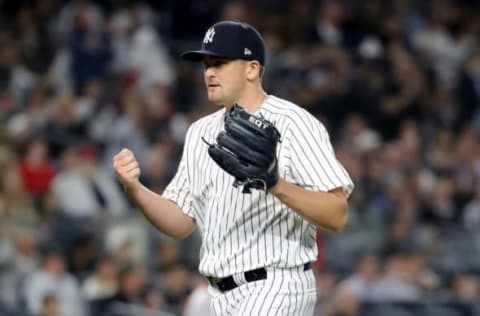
left=208, top=276, right=221, bottom=288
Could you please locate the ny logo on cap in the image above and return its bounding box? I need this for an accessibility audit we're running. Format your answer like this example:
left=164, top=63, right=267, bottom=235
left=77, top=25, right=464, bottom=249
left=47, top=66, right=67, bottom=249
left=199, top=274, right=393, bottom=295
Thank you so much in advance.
left=203, top=27, right=215, bottom=44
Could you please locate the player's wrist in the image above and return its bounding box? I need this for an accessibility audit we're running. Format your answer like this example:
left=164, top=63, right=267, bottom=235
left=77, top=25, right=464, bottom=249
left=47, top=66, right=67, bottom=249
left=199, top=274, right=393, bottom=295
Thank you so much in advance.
left=268, top=178, right=285, bottom=195
left=121, top=179, right=142, bottom=196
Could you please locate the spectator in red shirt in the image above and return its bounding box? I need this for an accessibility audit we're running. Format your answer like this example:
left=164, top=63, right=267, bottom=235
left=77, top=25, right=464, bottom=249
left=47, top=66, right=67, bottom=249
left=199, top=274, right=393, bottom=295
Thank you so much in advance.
left=18, top=138, right=56, bottom=197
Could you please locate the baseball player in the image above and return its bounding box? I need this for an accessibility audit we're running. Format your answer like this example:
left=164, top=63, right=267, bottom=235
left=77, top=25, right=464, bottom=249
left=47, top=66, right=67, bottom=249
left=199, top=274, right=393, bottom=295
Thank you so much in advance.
left=113, top=21, right=354, bottom=315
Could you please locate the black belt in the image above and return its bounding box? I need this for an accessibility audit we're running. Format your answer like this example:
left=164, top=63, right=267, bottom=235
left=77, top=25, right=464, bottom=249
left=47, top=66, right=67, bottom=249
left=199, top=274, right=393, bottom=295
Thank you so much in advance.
left=207, top=262, right=312, bottom=293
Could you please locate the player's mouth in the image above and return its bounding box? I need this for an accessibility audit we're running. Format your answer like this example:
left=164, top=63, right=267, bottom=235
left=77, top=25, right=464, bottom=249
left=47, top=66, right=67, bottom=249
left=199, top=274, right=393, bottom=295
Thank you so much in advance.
left=208, top=83, right=220, bottom=88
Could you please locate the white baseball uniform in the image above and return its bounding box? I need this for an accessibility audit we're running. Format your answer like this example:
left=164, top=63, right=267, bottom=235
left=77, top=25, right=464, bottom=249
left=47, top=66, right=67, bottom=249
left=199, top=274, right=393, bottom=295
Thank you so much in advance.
left=162, top=95, right=354, bottom=315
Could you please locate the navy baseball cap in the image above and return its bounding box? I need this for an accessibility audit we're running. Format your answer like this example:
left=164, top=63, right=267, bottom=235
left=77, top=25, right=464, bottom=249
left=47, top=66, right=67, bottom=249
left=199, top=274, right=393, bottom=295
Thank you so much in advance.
left=181, top=21, right=266, bottom=66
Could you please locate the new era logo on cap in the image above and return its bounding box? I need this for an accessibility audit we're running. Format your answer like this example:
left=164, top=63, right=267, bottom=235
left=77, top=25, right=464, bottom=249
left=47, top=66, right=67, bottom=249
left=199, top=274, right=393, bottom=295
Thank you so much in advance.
left=181, top=21, right=266, bottom=65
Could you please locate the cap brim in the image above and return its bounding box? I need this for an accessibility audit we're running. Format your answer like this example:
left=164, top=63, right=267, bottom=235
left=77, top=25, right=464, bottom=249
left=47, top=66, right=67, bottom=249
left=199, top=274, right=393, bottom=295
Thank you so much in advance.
left=181, top=49, right=229, bottom=62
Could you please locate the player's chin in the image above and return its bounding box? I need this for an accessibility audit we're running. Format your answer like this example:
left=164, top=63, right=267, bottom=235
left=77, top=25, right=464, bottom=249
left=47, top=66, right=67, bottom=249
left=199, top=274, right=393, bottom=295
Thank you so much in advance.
left=207, top=94, right=224, bottom=106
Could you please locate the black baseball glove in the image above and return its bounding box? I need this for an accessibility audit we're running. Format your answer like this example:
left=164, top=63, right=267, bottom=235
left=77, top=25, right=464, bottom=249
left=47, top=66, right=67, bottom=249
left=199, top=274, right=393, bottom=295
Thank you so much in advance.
left=205, top=104, right=281, bottom=193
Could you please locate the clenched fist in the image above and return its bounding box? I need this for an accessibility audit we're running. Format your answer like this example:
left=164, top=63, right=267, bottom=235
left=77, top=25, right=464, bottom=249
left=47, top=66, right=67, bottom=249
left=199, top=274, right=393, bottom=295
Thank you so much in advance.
left=113, top=148, right=141, bottom=191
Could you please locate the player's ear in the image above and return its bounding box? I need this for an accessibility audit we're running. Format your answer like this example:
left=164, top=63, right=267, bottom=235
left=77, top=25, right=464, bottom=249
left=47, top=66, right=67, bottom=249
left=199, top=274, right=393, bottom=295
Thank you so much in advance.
left=246, top=60, right=261, bottom=81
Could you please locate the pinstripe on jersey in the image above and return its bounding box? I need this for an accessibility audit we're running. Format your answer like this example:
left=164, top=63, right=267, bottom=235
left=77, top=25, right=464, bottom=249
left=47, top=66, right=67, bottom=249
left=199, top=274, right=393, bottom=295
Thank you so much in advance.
left=162, top=95, right=354, bottom=278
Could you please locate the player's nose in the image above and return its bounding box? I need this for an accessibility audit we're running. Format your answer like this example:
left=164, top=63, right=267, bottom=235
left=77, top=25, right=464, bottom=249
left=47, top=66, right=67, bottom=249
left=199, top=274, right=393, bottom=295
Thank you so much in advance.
left=204, top=64, right=218, bottom=77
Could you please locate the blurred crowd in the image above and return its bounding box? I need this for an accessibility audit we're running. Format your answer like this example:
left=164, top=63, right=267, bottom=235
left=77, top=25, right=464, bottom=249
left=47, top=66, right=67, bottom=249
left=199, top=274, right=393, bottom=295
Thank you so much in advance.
left=0, top=0, right=479, bottom=315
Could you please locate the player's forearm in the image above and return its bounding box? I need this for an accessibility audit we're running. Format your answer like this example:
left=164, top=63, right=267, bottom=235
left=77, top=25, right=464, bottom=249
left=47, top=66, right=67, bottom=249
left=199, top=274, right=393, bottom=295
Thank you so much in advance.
left=269, top=179, right=348, bottom=232
left=125, top=182, right=196, bottom=239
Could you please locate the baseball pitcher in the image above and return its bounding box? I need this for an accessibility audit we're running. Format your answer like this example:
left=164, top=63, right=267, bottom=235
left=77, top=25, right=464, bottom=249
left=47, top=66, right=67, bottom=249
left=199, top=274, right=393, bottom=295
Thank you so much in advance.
left=113, top=21, right=354, bottom=315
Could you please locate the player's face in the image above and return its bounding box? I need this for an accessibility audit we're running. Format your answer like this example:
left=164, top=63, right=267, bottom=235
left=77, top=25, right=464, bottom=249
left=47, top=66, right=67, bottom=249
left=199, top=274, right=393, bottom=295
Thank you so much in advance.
left=203, top=56, right=247, bottom=106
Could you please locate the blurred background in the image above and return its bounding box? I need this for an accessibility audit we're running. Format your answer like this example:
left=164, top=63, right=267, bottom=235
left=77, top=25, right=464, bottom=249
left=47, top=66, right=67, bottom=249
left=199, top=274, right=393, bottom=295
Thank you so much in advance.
left=0, top=0, right=479, bottom=315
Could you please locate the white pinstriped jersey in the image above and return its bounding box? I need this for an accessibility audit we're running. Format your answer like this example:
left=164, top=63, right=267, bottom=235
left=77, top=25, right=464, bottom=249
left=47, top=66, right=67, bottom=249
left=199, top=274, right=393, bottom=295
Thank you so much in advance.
left=162, top=95, right=354, bottom=278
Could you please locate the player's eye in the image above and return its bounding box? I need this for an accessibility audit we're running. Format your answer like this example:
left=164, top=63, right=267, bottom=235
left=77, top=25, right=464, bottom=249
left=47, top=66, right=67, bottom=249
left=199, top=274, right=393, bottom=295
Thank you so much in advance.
left=204, top=58, right=230, bottom=69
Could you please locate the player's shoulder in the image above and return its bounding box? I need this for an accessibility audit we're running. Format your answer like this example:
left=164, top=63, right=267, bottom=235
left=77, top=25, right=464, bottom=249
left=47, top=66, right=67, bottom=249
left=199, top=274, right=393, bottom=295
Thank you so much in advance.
left=264, top=95, right=326, bottom=129
left=188, top=108, right=225, bottom=132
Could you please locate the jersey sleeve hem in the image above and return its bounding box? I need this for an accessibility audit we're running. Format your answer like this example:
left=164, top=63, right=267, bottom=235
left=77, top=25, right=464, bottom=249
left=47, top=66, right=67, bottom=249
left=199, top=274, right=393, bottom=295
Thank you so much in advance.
left=302, top=181, right=354, bottom=198
left=162, top=191, right=196, bottom=219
